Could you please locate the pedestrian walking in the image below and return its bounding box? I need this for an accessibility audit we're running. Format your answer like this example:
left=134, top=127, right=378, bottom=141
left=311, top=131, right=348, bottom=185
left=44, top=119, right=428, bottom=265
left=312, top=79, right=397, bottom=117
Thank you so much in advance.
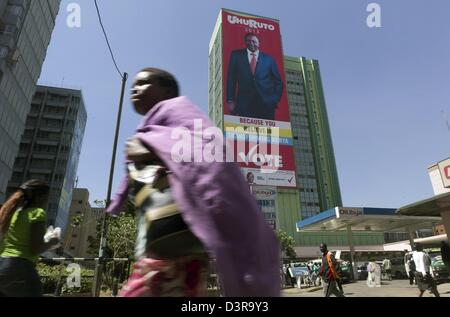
left=404, top=250, right=413, bottom=284
left=106, top=67, right=280, bottom=297
left=318, top=243, right=344, bottom=297
left=408, top=257, right=417, bottom=285
left=0, top=180, right=60, bottom=297
left=382, top=258, right=392, bottom=280
left=412, top=244, right=440, bottom=297
left=367, top=259, right=381, bottom=287
left=312, top=262, right=321, bottom=286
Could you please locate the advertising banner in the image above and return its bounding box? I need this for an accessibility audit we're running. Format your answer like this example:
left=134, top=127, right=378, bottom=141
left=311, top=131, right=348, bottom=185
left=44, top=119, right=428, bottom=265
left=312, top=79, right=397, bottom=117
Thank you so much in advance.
left=221, top=9, right=297, bottom=187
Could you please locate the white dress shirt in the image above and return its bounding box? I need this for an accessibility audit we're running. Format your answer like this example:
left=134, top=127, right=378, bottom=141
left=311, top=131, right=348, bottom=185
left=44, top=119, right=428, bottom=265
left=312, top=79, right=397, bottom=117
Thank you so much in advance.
left=412, top=251, right=431, bottom=275
left=247, top=49, right=259, bottom=64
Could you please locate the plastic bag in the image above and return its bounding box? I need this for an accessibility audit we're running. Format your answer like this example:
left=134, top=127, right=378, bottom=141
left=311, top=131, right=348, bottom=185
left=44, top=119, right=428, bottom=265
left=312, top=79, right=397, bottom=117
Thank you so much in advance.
left=44, top=226, right=62, bottom=250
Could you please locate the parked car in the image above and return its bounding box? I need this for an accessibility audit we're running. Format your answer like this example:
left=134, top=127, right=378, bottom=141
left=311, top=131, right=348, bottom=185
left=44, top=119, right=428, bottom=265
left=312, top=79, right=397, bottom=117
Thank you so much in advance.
left=337, top=260, right=352, bottom=283
left=390, top=258, right=408, bottom=279
left=429, top=252, right=450, bottom=283
left=357, top=262, right=369, bottom=280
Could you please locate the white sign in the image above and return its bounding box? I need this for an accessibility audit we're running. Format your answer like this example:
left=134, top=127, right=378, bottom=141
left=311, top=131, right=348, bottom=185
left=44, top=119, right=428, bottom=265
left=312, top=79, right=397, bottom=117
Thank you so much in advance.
left=242, top=168, right=296, bottom=187
left=336, top=207, right=364, bottom=218
left=438, top=158, right=450, bottom=188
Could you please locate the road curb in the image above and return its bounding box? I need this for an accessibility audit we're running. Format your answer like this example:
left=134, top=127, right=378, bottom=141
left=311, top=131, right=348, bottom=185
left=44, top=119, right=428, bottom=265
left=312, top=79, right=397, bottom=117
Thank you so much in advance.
left=306, top=286, right=322, bottom=292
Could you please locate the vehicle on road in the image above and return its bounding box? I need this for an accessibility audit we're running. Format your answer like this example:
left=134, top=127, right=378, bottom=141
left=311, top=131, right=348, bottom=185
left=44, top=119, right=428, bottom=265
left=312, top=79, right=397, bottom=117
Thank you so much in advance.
left=429, top=252, right=450, bottom=283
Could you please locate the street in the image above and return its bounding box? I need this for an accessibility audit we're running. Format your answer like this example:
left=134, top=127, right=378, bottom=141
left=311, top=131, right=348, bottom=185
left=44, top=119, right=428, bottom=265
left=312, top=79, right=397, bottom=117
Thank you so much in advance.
left=283, top=280, right=450, bottom=297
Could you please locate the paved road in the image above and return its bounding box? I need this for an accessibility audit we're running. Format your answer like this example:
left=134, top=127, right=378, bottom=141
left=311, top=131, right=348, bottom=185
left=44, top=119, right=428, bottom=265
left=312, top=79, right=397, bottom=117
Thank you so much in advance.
left=283, top=280, right=450, bottom=297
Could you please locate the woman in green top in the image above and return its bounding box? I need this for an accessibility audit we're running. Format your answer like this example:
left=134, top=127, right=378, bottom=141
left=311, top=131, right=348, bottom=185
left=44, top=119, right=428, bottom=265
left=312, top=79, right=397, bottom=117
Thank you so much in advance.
left=0, top=179, right=60, bottom=297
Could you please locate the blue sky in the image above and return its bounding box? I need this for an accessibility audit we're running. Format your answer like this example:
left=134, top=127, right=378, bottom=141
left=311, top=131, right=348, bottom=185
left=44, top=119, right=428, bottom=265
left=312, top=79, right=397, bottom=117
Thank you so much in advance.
left=39, top=0, right=450, bottom=209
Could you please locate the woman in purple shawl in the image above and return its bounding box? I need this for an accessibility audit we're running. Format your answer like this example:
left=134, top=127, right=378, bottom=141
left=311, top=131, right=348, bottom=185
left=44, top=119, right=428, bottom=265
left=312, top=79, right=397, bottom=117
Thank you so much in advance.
left=107, top=68, right=280, bottom=297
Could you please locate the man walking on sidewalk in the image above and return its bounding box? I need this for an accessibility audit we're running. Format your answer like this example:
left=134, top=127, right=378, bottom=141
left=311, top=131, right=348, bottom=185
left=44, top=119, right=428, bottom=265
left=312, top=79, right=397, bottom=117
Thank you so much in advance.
left=412, top=243, right=440, bottom=297
left=318, top=243, right=345, bottom=297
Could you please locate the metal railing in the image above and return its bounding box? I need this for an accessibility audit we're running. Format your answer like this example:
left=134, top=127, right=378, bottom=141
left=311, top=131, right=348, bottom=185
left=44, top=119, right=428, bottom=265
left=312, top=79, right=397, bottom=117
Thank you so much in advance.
left=38, top=257, right=222, bottom=297
left=37, top=257, right=131, bottom=297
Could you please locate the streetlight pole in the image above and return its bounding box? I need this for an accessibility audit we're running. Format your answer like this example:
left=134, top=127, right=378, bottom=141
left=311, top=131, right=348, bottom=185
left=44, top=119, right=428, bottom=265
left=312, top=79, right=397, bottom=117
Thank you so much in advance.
left=93, top=72, right=128, bottom=297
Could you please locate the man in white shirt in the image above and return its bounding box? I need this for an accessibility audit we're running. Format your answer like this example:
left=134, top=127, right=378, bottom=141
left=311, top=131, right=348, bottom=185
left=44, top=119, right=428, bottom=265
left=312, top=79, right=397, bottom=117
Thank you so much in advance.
left=412, top=244, right=440, bottom=297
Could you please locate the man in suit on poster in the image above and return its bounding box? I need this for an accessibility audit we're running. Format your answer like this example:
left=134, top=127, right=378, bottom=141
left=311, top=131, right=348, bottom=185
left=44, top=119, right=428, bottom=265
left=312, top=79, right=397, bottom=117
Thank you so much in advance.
left=226, top=33, right=283, bottom=120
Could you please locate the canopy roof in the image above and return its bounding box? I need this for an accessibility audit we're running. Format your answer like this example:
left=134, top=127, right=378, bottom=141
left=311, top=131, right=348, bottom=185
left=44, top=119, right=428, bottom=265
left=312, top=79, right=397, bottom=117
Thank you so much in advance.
left=396, top=192, right=450, bottom=217
left=296, top=207, right=441, bottom=232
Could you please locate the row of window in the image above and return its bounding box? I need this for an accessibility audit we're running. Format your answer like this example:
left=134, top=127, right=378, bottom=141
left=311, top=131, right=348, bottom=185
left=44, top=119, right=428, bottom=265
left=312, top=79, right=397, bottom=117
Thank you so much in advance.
left=0, top=132, right=17, bottom=168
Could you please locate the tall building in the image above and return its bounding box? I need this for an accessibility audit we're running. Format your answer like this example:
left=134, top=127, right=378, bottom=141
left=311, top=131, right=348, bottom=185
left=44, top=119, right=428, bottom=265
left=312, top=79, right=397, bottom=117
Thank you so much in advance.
left=63, top=188, right=100, bottom=258
left=7, top=85, right=87, bottom=232
left=209, top=9, right=384, bottom=256
left=0, top=0, right=61, bottom=201
left=285, top=56, right=342, bottom=219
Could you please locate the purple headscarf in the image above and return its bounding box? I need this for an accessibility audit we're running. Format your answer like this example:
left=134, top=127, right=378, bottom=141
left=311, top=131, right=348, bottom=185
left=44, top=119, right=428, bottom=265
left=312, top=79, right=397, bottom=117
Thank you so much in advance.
left=107, top=96, right=280, bottom=297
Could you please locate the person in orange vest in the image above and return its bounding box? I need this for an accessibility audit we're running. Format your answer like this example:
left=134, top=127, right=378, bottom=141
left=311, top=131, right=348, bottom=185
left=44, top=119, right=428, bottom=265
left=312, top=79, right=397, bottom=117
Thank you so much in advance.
left=318, top=243, right=345, bottom=297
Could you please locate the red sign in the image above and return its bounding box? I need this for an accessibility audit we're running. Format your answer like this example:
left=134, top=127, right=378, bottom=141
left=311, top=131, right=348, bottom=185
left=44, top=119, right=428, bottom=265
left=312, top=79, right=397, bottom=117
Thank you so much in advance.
left=222, top=10, right=290, bottom=122
left=221, top=9, right=297, bottom=187
left=444, top=165, right=450, bottom=179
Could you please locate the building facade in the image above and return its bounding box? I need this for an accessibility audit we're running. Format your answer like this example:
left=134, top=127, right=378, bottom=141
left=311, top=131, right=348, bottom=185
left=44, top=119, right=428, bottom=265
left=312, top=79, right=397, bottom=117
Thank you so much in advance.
left=208, top=9, right=385, bottom=254
left=285, top=56, right=342, bottom=219
left=63, top=188, right=100, bottom=258
left=7, top=85, right=87, bottom=232
left=0, top=0, right=61, bottom=201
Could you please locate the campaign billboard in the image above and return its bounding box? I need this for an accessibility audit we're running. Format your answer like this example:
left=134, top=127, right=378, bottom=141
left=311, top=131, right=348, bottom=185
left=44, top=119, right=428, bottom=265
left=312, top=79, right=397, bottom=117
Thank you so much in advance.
left=221, top=9, right=296, bottom=187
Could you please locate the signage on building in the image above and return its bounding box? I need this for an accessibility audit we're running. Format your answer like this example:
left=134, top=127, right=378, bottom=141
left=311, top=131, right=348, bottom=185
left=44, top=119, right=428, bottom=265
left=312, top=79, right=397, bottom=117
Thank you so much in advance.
left=336, top=207, right=364, bottom=218
left=252, top=185, right=277, bottom=230
left=221, top=9, right=296, bottom=188
left=438, top=157, right=450, bottom=188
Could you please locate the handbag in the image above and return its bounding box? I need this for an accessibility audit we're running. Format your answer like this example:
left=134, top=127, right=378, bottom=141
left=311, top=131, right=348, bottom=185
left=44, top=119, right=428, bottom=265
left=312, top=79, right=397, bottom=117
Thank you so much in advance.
left=128, top=162, right=205, bottom=259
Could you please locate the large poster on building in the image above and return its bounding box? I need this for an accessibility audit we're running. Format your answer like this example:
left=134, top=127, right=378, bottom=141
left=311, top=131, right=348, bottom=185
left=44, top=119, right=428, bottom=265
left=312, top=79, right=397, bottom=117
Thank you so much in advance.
left=221, top=9, right=296, bottom=187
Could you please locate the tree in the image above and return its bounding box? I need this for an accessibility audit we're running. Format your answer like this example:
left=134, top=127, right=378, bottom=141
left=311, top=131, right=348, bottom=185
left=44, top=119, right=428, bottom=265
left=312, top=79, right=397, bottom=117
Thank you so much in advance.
left=276, top=230, right=297, bottom=260
left=89, top=199, right=137, bottom=291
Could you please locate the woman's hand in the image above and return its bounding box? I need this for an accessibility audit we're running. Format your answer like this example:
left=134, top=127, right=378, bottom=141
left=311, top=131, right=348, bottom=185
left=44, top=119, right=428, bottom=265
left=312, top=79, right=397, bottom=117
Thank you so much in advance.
left=126, top=138, right=156, bottom=162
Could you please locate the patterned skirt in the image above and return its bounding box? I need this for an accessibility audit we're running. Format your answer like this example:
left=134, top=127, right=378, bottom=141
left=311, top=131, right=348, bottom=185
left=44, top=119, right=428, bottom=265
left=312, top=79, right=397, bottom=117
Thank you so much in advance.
left=119, top=254, right=209, bottom=297
left=123, top=162, right=208, bottom=297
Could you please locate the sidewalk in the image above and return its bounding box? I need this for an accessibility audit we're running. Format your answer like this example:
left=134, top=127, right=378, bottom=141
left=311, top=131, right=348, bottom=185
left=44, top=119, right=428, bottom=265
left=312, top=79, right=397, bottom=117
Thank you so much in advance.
left=282, top=285, right=322, bottom=295
left=283, top=280, right=450, bottom=297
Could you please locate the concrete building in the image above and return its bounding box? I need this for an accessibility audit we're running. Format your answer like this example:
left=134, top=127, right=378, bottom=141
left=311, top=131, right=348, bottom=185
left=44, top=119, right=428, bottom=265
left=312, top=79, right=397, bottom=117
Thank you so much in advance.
left=7, top=85, right=87, bottom=232
left=63, top=188, right=100, bottom=258
left=0, top=0, right=61, bottom=202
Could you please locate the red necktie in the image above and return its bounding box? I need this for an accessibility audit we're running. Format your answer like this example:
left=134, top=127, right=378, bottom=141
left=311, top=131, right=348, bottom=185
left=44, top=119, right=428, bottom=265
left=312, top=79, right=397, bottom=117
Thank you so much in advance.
left=250, top=53, right=257, bottom=75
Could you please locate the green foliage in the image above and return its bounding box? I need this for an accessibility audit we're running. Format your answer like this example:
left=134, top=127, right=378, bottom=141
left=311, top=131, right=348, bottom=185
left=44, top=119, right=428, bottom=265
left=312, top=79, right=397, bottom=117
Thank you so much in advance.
left=71, top=214, right=84, bottom=227
left=37, top=263, right=94, bottom=296
left=88, top=199, right=137, bottom=290
left=276, top=230, right=297, bottom=260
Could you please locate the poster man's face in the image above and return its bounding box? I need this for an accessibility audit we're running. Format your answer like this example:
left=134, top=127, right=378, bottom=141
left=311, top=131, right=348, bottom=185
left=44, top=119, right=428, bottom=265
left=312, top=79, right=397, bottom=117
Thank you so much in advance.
left=245, top=35, right=260, bottom=52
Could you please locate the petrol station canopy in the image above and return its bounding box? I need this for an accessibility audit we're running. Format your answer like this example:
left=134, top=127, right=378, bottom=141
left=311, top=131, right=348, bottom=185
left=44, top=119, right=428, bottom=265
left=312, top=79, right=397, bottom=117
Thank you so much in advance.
left=396, top=191, right=450, bottom=217
left=296, top=207, right=441, bottom=233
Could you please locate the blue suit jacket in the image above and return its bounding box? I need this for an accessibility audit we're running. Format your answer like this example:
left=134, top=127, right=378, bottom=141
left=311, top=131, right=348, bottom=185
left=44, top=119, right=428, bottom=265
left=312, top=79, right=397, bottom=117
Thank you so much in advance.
left=227, top=49, right=283, bottom=113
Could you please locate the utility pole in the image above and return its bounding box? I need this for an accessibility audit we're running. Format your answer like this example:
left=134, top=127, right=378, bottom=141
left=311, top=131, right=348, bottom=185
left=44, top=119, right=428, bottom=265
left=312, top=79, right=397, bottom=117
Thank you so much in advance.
left=92, top=72, right=128, bottom=297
